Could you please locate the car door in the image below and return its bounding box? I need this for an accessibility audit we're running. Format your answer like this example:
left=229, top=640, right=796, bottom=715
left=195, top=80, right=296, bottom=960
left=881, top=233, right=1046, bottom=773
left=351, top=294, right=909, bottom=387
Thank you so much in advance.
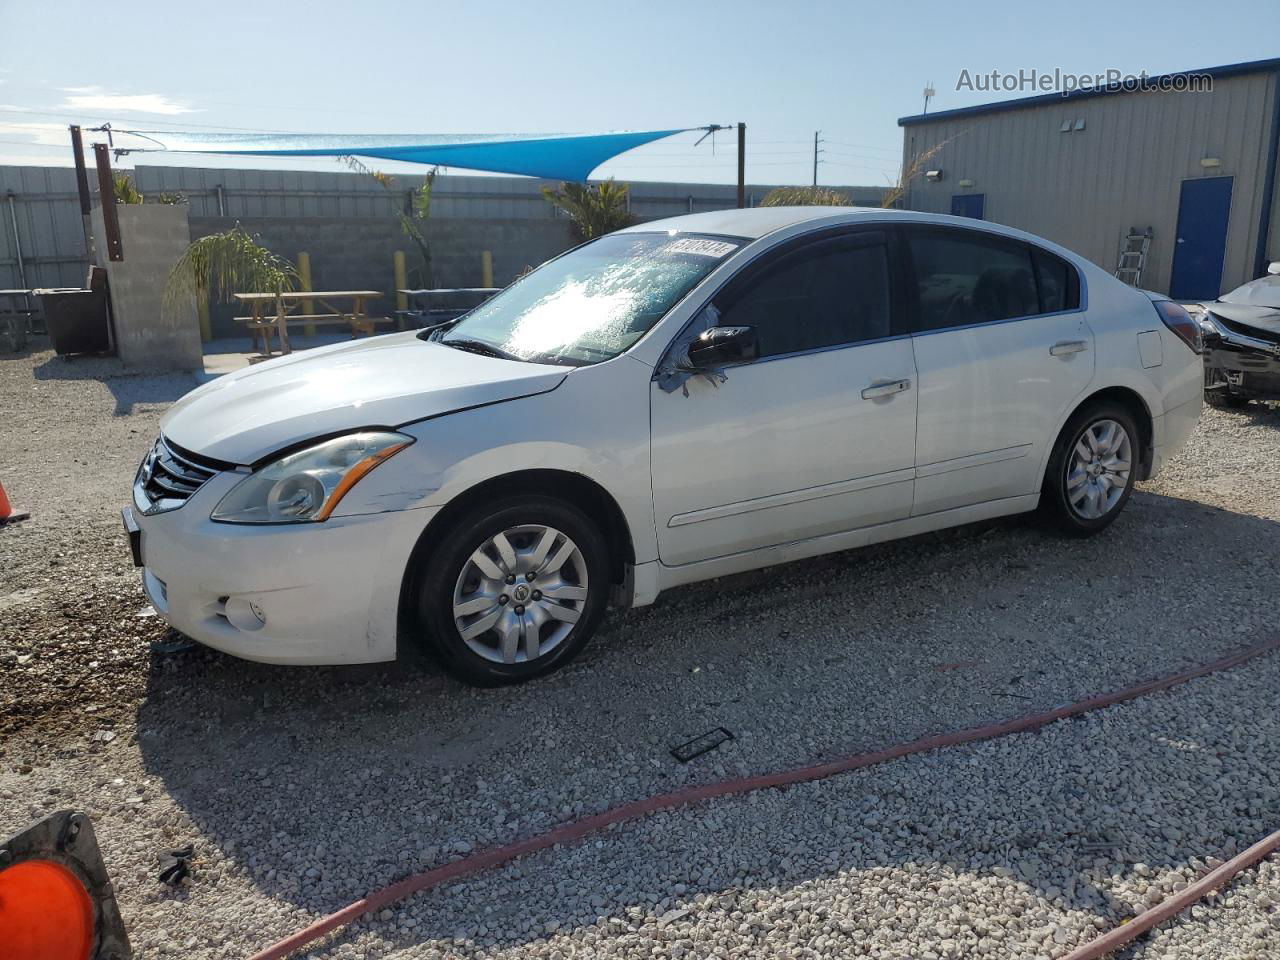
left=904, top=225, right=1095, bottom=516
left=649, top=228, right=917, bottom=567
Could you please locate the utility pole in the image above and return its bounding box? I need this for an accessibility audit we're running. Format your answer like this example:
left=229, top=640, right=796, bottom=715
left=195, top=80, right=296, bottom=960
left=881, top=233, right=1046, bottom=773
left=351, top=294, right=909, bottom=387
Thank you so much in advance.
left=812, top=130, right=823, bottom=187
left=736, top=123, right=746, bottom=209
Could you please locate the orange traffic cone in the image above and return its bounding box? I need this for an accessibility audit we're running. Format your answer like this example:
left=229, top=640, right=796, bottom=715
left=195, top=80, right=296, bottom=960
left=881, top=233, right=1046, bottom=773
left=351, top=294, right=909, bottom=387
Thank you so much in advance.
left=0, top=480, right=29, bottom=525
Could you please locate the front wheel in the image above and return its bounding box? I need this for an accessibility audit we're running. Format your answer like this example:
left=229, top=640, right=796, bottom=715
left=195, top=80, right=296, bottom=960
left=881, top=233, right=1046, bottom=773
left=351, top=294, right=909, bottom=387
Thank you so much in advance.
left=1041, top=403, right=1139, bottom=536
left=412, top=496, right=610, bottom=686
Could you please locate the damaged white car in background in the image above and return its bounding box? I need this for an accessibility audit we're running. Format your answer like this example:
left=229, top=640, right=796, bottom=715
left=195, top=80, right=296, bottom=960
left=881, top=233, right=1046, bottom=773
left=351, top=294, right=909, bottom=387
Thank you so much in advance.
left=123, top=207, right=1202, bottom=685
left=1189, top=261, right=1280, bottom=408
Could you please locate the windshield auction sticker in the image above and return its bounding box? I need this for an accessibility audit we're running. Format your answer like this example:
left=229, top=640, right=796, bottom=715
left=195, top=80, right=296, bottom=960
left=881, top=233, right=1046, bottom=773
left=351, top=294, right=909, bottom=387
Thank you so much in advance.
left=664, top=238, right=739, bottom=259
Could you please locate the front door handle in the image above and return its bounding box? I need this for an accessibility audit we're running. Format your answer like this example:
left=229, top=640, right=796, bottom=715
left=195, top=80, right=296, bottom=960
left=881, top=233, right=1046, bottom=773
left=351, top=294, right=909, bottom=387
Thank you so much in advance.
left=861, top=378, right=911, bottom=400
left=1050, top=339, right=1088, bottom=357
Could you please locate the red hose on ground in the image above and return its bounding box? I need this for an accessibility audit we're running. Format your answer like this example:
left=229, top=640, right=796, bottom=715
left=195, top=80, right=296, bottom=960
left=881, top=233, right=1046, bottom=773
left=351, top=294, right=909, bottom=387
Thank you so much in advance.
left=246, top=636, right=1280, bottom=960
left=1059, top=825, right=1280, bottom=960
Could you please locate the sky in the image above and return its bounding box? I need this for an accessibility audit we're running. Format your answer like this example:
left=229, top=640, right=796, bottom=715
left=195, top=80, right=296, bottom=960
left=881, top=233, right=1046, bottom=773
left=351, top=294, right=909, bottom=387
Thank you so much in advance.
left=0, top=0, right=1275, bottom=188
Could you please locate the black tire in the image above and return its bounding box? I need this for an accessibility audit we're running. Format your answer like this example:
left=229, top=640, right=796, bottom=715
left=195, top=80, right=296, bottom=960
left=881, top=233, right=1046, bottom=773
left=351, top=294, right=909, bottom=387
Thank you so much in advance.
left=1040, top=402, right=1140, bottom=537
left=411, top=495, right=609, bottom=686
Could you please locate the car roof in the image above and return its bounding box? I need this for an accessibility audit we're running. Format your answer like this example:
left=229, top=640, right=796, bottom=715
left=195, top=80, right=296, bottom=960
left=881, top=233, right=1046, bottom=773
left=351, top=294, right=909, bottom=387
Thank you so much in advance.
left=616, top=205, right=887, bottom=240
left=616, top=206, right=1095, bottom=271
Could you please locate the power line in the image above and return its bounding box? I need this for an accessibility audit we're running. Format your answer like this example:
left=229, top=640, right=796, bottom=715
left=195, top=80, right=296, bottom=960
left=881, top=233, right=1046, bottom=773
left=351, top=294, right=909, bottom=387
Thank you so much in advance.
left=823, top=139, right=901, bottom=153
left=0, top=107, right=298, bottom=133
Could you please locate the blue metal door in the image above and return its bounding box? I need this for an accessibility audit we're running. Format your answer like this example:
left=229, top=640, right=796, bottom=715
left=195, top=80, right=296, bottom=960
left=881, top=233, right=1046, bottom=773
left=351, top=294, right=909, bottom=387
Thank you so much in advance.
left=1170, top=176, right=1233, bottom=300
left=950, top=194, right=985, bottom=219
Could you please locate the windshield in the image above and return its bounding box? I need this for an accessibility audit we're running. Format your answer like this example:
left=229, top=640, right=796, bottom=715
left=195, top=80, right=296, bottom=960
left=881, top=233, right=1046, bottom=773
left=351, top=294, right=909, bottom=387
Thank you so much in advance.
left=435, top=232, right=743, bottom=365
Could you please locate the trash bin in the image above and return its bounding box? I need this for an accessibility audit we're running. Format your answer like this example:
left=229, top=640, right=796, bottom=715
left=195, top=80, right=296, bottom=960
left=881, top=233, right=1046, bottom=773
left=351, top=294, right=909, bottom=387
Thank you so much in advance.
left=36, top=266, right=113, bottom=356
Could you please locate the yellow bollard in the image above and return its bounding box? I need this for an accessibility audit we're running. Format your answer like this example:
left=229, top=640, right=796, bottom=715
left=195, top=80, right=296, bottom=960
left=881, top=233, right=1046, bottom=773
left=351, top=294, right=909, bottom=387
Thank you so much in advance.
left=197, top=296, right=211, bottom=342
left=297, top=252, right=314, bottom=337
left=481, top=250, right=494, bottom=289
left=393, top=251, right=407, bottom=331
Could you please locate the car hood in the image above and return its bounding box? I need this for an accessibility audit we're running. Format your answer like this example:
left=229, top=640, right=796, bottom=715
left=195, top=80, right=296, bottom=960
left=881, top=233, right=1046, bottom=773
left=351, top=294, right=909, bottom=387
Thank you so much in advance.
left=162, top=332, right=568, bottom=464
left=1220, top=274, right=1280, bottom=309
left=1207, top=302, right=1280, bottom=341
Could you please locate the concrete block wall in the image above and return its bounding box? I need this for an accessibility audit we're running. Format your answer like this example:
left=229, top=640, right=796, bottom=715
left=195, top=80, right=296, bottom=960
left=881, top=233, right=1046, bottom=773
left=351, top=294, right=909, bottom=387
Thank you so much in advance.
left=90, top=204, right=203, bottom=370
left=189, top=216, right=576, bottom=339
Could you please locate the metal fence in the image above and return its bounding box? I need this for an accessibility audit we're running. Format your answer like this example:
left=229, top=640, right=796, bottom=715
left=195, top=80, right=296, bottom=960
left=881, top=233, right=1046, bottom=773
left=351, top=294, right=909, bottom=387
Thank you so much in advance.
left=1, top=163, right=887, bottom=291
left=0, top=166, right=91, bottom=291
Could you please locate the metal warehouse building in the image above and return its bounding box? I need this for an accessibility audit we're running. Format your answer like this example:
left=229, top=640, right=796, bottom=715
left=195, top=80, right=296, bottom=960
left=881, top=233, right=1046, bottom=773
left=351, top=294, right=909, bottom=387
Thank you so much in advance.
left=898, top=58, right=1280, bottom=300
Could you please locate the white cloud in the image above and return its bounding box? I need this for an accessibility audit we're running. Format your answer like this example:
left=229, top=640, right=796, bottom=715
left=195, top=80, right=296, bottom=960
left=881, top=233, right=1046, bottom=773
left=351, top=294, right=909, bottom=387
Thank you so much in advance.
left=58, top=86, right=194, bottom=115
left=0, top=119, right=74, bottom=146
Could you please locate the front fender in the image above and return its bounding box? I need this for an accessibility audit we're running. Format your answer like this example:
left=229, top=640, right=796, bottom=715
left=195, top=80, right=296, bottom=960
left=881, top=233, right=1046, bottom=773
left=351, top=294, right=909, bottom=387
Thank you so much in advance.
left=335, top=356, right=659, bottom=564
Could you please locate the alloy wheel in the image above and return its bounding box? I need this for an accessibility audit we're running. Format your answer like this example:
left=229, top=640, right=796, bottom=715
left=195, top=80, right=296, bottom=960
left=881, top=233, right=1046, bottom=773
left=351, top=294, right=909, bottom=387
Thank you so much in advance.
left=451, top=524, right=589, bottom=664
left=1066, top=418, right=1132, bottom=520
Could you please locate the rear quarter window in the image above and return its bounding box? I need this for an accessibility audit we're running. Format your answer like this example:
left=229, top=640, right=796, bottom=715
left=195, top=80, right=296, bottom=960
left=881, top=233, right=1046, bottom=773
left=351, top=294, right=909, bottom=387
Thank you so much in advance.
left=1032, top=248, right=1081, bottom=313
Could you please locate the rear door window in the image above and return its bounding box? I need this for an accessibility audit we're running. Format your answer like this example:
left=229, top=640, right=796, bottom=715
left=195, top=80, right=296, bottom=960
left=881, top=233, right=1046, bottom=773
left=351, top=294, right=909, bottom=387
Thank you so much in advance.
left=906, top=228, right=1040, bottom=332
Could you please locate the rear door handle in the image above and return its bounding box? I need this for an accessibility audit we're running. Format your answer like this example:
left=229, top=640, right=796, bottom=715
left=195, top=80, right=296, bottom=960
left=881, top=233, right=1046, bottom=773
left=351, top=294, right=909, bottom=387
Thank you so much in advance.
left=861, top=378, right=911, bottom=400
left=1050, top=340, right=1088, bottom=357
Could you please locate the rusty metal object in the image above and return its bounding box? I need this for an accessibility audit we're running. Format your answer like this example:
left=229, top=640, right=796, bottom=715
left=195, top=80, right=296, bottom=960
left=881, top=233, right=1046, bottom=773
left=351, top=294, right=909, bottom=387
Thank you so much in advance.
left=70, top=126, right=92, bottom=217
left=92, top=143, right=124, bottom=262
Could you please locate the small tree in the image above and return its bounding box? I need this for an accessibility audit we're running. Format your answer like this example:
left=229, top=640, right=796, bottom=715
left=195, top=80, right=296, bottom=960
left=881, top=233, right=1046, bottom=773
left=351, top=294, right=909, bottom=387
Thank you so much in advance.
left=541, top=179, right=635, bottom=241
left=343, top=157, right=438, bottom=287
left=163, top=224, right=296, bottom=319
left=760, top=186, right=852, bottom=207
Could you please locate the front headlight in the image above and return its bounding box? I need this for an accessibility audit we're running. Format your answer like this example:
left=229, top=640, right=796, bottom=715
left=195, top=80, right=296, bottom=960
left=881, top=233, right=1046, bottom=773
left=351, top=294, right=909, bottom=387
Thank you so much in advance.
left=212, top=431, right=414, bottom=524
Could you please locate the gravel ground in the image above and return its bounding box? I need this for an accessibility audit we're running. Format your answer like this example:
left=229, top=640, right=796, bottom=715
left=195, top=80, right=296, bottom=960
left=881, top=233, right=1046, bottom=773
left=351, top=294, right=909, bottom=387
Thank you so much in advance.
left=2, top=341, right=1278, bottom=959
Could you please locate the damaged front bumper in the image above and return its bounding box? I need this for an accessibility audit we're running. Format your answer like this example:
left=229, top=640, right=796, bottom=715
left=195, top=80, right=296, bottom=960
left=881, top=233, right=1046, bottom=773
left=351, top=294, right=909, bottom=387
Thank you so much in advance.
left=1201, top=311, right=1280, bottom=400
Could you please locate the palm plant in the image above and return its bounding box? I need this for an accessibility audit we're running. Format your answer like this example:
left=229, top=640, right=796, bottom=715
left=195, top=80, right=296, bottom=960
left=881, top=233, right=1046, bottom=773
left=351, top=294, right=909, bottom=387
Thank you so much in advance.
left=163, top=225, right=296, bottom=319
left=760, top=186, right=852, bottom=207
left=113, top=173, right=144, bottom=204
left=541, top=179, right=635, bottom=241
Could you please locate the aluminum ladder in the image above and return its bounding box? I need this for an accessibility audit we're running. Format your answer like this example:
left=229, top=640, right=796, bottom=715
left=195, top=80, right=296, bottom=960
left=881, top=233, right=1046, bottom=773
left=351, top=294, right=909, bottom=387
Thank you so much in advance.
left=1115, top=227, right=1153, bottom=286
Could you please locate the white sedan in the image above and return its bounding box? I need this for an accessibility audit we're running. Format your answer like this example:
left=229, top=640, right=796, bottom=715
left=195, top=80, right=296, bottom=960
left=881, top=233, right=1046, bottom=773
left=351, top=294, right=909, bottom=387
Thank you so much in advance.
left=124, top=207, right=1203, bottom=684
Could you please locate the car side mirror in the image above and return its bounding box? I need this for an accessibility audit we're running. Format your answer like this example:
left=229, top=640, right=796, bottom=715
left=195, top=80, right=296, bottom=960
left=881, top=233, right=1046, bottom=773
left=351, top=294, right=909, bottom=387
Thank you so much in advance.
left=1268, top=261, right=1280, bottom=276
left=686, top=326, right=758, bottom=368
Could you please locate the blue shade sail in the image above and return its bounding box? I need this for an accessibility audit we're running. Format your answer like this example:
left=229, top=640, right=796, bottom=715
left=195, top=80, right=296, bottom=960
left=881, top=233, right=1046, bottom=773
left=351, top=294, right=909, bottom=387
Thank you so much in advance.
left=118, top=130, right=693, bottom=181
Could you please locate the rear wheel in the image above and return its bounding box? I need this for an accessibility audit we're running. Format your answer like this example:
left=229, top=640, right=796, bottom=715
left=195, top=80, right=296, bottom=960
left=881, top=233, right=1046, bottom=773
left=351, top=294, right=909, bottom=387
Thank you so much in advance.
left=412, top=496, right=609, bottom=686
left=1041, top=403, right=1139, bottom=536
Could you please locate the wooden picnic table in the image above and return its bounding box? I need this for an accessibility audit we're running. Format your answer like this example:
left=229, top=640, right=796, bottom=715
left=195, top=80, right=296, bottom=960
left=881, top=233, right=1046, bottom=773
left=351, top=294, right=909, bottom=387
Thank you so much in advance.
left=398, top=287, right=502, bottom=300
left=397, top=287, right=501, bottom=329
left=233, top=290, right=384, bottom=356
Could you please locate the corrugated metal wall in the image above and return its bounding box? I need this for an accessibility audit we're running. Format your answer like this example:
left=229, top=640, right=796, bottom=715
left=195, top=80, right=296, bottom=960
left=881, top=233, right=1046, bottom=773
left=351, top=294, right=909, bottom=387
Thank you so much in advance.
left=0, top=165, right=91, bottom=290
left=899, top=70, right=1279, bottom=296
left=0, top=164, right=885, bottom=293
